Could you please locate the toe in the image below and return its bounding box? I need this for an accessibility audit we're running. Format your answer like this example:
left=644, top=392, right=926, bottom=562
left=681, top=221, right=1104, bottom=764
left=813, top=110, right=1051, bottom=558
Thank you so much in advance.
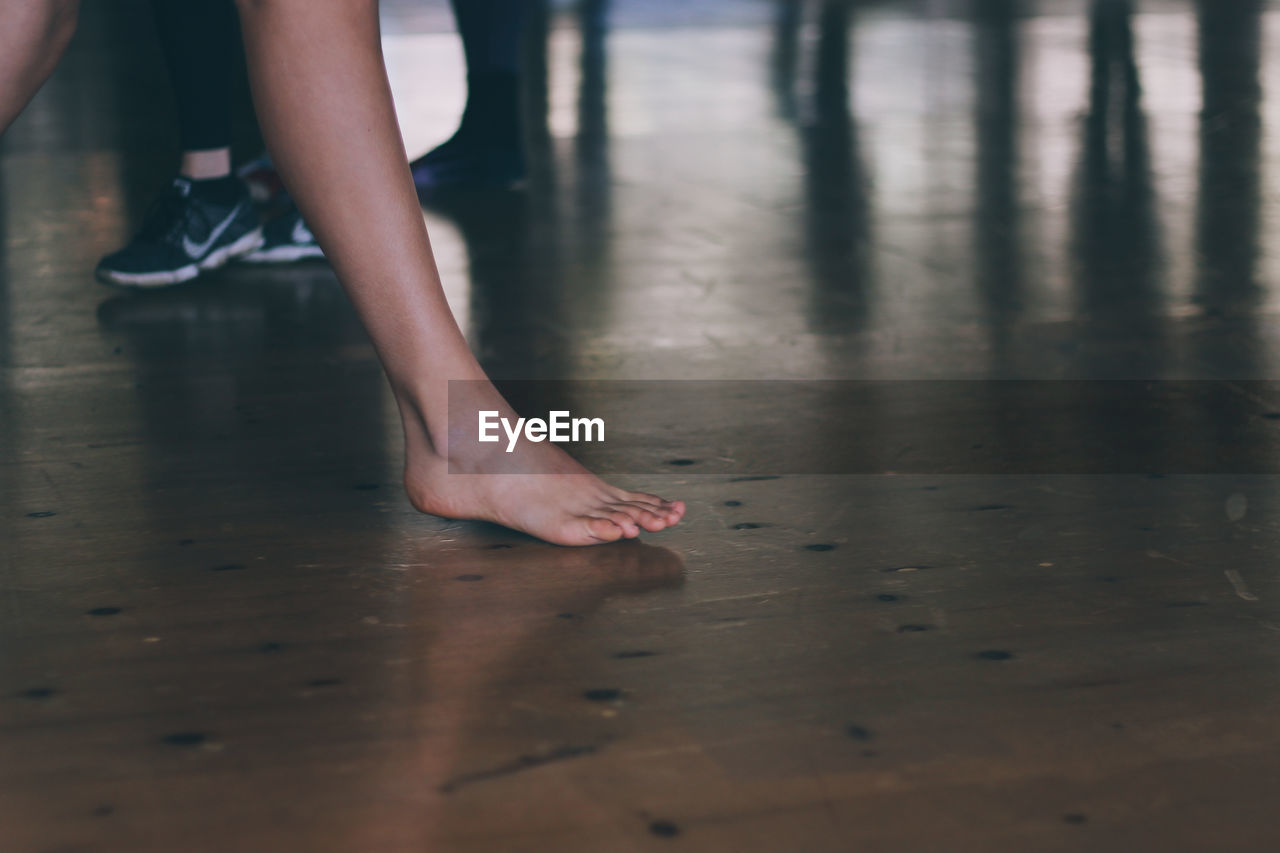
left=581, top=516, right=627, bottom=544
left=579, top=507, right=641, bottom=540
left=613, top=501, right=673, bottom=532
left=597, top=510, right=641, bottom=538
left=619, top=490, right=683, bottom=520
left=647, top=494, right=686, bottom=522
left=619, top=491, right=666, bottom=509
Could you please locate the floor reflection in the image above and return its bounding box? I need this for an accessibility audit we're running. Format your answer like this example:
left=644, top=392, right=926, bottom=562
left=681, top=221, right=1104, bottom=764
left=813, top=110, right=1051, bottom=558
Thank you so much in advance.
left=384, top=539, right=684, bottom=847
left=1195, top=0, right=1263, bottom=312
left=801, top=1, right=874, bottom=336
left=1070, top=0, right=1164, bottom=341
left=971, top=0, right=1024, bottom=349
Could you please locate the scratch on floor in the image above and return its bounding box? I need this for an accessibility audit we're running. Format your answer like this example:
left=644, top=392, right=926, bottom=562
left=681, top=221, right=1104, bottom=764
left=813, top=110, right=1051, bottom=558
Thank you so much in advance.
left=1224, top=569, right=1259, bottom=602
left=697, top=588, right=808, bottom=605
left=439, top=742, right=604, bottom=794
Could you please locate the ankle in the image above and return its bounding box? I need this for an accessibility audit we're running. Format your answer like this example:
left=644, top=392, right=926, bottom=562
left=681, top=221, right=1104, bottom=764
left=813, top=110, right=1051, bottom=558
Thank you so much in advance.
left=179, top=148, right=232, bottom=181
left=394, top=377, right=518, bottom=470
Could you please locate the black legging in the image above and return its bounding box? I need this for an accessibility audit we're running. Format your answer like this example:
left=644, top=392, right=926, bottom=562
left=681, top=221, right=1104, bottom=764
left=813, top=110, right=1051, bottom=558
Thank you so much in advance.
left=453, top=0, right=526, bottom=75
left=151, top=0, right=237, bottom=152
left=150, top=0, right=525, bottom=153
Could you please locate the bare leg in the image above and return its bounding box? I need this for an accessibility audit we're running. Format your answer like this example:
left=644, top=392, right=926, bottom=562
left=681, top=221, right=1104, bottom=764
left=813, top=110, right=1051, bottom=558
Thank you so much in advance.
left=233, top=0, right=684, bottom=545
left=0, top=0, right=79, bottom=132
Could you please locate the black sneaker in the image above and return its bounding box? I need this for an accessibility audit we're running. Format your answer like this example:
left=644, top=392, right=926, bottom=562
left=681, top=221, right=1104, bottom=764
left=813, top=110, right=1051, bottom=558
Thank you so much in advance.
left=96, top=177, right=263, bottom=288
left=410, top=138, right=526, bottom=193
left=240, top=207, right=323, bottom=264
left=236, top=153, right=288, bottom=205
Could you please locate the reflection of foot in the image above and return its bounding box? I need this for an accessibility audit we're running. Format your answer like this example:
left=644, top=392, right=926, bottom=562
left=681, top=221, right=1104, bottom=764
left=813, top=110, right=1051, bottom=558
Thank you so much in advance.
left=240, top=207, right=324, bottom=264
left=402, top=396, right=685, bottom=547
left=96, top=288, right=264, bottom=331
left=96, top=177, right=262, bottom=288
left=412, top=539, right=683, bottom=805
left=428, top=537, right=685, bottom=601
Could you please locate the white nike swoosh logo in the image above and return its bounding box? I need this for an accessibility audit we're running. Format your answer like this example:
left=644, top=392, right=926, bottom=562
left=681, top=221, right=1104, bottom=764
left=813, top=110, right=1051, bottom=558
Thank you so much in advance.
left=182, top=206, right=242, bottom=257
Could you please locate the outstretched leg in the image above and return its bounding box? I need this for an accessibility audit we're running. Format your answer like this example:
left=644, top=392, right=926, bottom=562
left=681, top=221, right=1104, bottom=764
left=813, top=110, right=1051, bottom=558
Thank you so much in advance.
left=233, top=0, right=683, bottom=545
left=0, top=0, right=79, bottom=132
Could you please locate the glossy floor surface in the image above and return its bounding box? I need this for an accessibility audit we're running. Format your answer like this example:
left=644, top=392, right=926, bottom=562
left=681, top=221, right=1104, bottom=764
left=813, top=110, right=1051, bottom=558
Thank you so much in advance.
left=5, top=1, right=1280, bottom=851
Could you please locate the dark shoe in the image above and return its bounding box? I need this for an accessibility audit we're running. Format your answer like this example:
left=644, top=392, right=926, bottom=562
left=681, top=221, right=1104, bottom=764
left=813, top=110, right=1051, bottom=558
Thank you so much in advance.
left=410, top=138, right=526, bottom=192
left=236, top=154, right=288, bottom=205
left=410, top=71, right=526, bottom=192
left=240, top=207, right=323, bottom=264
left=96, top=177, right=263, bottom=288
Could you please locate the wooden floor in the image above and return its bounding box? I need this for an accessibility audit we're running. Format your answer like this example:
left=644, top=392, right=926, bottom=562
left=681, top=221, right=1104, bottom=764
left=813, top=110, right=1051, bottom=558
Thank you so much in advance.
left=5, top=1, right=1280, bottom=850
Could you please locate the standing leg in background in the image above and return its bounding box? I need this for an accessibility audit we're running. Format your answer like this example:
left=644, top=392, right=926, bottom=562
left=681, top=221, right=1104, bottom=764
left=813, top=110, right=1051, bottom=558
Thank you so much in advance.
left=95, top=0, right=263, bottom=288
left=410, top=0, right=528, bottom=191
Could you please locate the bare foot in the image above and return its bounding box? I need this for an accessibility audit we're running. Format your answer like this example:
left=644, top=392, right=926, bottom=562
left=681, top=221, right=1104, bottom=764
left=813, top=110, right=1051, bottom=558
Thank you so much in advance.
left=400, top=392, right=686, bottom=547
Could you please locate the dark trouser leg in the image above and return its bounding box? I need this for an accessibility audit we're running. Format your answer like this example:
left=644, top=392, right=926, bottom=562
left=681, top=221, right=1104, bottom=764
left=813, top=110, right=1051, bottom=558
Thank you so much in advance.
left=411, top=0, right=528, bottom=190
left=152, top=0, right=236, bottom=156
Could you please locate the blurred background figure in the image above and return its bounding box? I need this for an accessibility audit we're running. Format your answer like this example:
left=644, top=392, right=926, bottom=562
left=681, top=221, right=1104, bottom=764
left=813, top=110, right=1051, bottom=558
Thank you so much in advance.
left=97, top=0, right=530, bottom=290
left=93, top=1, right=283, bottom=287
left=410, top=0, right=529, bottom=192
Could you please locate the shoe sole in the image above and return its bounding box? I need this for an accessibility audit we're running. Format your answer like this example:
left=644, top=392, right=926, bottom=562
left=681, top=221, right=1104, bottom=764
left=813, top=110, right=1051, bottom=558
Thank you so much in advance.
left=238, top=244, right=325, bottom=264
left=414, top=174, right=528, bottom=194
left=410, top=156, right=527, bottom=194
left=97, top=228, right=265, bottom=289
